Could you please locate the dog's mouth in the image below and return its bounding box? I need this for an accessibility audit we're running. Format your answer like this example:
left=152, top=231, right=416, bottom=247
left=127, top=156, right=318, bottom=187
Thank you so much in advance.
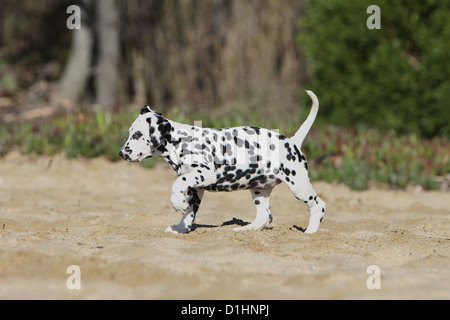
left=133, top=154, right=153, bottom=163
left=119, top=150, right=138, bottom=163
left=120, top=149, right=152, bottom=163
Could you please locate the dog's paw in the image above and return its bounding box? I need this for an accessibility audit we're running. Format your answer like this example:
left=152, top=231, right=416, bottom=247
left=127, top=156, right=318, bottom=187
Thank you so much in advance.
left=304, top=202, right=324, bottom=234
left=303, top=227, right=318, bottom=234
left=165, top=225, right=191, bottom=234
left=170, top=191, right=189, bottom=213
left=304, top=215, right=321, bottom=234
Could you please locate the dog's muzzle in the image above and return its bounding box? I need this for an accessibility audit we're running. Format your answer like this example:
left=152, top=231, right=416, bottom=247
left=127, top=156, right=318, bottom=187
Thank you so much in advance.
left=119, top=150, right=131, bottom=161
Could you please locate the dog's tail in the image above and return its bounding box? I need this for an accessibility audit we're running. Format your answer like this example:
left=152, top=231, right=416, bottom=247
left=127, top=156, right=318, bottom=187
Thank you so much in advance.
left=290, top=90, right=319, bottom=147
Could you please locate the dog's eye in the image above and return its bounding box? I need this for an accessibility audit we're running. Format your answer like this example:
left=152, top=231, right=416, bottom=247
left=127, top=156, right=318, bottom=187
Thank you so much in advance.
left=132, top=131, right=143, bottom=140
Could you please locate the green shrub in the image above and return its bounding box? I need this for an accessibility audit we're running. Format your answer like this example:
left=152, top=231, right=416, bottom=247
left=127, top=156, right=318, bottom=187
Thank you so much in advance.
left=298, top=0, right=450, bottom=138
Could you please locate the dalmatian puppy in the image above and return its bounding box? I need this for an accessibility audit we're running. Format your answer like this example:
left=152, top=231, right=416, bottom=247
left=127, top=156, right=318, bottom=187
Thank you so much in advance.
left=119, top=90, right=326, bottom=234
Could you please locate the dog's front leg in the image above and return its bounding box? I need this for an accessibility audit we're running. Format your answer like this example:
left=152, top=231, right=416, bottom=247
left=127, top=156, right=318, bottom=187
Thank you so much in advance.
left=165, top=187, right=204, bottom=234
left=166, top=166, right=216, bottom=234
left=170, top=167, right=215, bottom=214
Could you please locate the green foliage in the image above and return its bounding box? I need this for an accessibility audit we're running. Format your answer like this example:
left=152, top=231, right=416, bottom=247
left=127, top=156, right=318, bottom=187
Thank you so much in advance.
left=298, top=0, right=450, bottom=138
left=1, top=110, right=132, bottom=161
left=303, top=126, right=449, bottom=190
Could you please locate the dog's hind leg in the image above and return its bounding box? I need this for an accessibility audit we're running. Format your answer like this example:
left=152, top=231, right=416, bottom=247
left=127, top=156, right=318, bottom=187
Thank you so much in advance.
left=287, top=180, right=326, bottom=233
left=165, top=188, right=204, bottom=234
left=282, top=167, right=326, bottom=234
left=233, top=187, right=273, bottom=232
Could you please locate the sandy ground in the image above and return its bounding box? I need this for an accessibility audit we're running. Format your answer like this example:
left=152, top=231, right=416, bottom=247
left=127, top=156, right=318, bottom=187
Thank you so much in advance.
left=0, top=152, right=449, bottom=300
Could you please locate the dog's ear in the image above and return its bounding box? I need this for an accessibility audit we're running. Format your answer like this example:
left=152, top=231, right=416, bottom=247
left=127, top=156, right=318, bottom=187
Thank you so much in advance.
left=146, top=115, right=172, bottom=150
left=140, top=105, right=151, bottom=115
left=140, top=105, right=162, bottom=116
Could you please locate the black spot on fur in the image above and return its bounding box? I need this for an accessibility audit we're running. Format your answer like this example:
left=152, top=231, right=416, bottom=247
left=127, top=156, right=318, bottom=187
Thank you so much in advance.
left=293, top=145, right=302, bottom=162
left=140, top=105, right=151, bottom=114
left=132, top=131, right=143, bottom=140
left=234, top=136, right=243, bottom=147
left=250, top=126, right=260, bottom=134
left=250, top=155, right=262, bottom=162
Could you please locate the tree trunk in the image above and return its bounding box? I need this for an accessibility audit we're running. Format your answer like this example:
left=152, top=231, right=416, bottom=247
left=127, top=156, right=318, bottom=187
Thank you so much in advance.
left=95, top=0, right=120, bottom=110
left=57, top=0, right=94, bottom=106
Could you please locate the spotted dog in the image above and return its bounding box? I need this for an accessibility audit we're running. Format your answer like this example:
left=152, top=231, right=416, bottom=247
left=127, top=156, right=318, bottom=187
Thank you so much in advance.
left=119, top=90, right=326, bottom=234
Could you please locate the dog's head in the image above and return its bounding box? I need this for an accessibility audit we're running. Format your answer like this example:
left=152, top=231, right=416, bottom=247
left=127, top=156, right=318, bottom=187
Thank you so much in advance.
left=119, top=105, right=172, bottom=162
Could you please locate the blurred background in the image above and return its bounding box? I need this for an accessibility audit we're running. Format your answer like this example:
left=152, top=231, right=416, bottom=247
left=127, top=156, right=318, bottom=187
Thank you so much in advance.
left=0, top=0, right=449, bottom=190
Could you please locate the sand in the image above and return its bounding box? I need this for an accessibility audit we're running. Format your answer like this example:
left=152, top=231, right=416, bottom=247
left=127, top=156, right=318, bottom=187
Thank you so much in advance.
left=0, top=152, right=449, bottom=299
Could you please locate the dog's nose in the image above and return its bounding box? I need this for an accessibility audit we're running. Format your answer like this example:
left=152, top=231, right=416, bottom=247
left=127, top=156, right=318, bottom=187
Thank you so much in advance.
left=119, top=150, right=132, bottom=161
